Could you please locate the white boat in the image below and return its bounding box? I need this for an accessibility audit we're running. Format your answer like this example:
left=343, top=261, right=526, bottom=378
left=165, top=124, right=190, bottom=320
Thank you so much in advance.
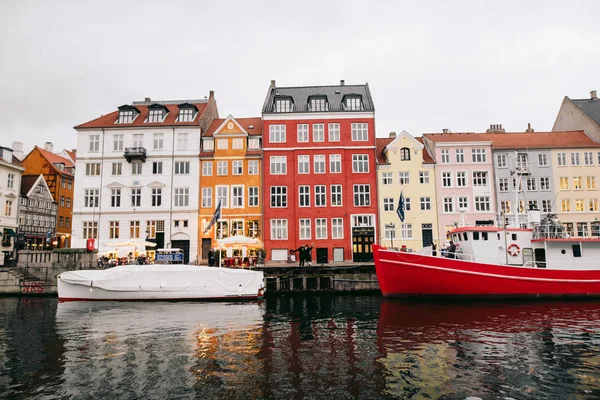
left=57, top=265, right=265, bottom=301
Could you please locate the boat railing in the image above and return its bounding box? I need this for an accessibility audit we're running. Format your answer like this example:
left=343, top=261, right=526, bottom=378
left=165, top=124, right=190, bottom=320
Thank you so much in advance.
left=533, top=224, right=568, bottom=240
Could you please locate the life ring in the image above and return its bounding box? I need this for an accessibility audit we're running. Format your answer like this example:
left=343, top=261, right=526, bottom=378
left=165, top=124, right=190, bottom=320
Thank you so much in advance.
left=507, top=243, right=520, bottom=257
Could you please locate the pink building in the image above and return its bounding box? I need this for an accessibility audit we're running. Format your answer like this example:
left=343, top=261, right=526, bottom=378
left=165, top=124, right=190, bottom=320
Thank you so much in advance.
left=423, top=133, right=497, bottom=241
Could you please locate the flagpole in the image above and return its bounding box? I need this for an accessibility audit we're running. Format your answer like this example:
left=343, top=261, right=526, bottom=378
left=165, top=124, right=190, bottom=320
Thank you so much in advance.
left=218, top=207, right=222, bottom=268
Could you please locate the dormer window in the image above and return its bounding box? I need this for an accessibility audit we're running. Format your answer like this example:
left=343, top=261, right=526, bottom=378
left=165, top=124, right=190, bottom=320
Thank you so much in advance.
left=274, top=97, right=293, bottom=112
left=400, top=148, right=411, bottom=161
left=118, top=110, right=134, bottom=124
left=309, top=96, right=328, bottom=112
left=178, top=103, right=198, bottom=122
left=343, top=95, right=363, bottom=111
left=148, top=109, right=163, bottom=122
left=203, top=139, right=214, bottom=152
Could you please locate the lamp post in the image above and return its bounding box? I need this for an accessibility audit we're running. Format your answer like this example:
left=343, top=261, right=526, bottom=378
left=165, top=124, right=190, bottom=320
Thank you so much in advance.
left=386, top=223, right=396, bottom=248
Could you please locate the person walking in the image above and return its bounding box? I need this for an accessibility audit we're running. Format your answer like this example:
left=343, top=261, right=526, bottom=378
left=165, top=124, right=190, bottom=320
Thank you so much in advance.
left=291, top=246, right=305, bottom=267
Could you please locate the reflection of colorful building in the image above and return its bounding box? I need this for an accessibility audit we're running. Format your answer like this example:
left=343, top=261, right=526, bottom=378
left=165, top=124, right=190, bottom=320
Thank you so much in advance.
left=18, top=174, right=58, bottom=249
left=0, top=146, right=24, bottom=266
left=199, top=116, right=263, bottom=261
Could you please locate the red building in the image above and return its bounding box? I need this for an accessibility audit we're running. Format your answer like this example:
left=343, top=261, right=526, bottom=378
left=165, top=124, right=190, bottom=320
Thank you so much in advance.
left=262, top=80, right=378, bottom=262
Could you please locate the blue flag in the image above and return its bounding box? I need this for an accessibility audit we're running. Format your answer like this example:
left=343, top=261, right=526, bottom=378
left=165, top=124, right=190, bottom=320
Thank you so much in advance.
left=203, top=199, right=222, bottom=234
left=396, top=192, right=405, bottom=222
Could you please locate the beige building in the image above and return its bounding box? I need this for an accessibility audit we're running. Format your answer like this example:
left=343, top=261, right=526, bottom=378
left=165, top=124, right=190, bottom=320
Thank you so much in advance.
left=376, top=131, right=438, bottom=251
left=553, top=90, right=600, bottom=142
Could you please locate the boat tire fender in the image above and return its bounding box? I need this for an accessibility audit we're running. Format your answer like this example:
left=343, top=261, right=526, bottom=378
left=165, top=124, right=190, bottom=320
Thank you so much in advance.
left=507, top=243, right=520, bottom=257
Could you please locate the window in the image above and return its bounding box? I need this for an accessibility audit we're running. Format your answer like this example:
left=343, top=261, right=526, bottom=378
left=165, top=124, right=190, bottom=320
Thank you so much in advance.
left=298, top=155, right=310, bottom=174
left=351, top=123, right=368, bottom=141
left=66, top=198, right=71, bottom=208
left=419, top=171, right=430, bottom=184
left=269, top=125, right=286, bottom=143
left=148, top=108, right=164, bottom=123
left=540, top=177, right=551, bottom=191
left=472, top=171, right=487, bottom=186
left=309, top=97, right=328, bottom=112
left=84, top=189, right=99, bottom=207
left=68, top=180, right=72, bottom=190
left=399, top=171, right=410, bottom=185
left=202, top=161, right=213, bottom=176
left=177, top=133, right=189, bottom=150
left=248, top=160, right=259, bottom=175
left=217, top=139, right=228, bottom=150
left=274, top=99, right=292, bottom=112
left=83, top=221, right=98, bottom=238
left=474, top=196, right=491, bottom=211
left=526, top=177, right=537, bottom=191
left=316, top=218, right=327, bottom=239
left=557, top=152, right=567, bottom=166
left=560, top=177, right=569, bottom=190
left=174, top=161, right=190, bottom=174
left=442, top=172, right=452, bottom=187
left=561, top=199, right=571, bottom=212
left=440, top=149, right=449, bottom=164
left=299, top=185, right=310, bottom=207
left=270, top=186, right=287, bottom=208
left=216, top=186, right=229, bottom=208
left=590, top=199, right=598, bottom=211
left=313, top=124, right=325, bottom=142
left=59, top=217, right=64, bottom=227
left=111, top=162, right=122, bottom=175
left=345, top=96, right=363, bottom=110
left=146, top=221, right=157, bottom=238
left=498, top=178, right=509, bottom=192
left=174, top=188, right=189, bottom=207
left=131, top=188, right=141, bottom=207
left=330, top=154, right=341, bottom=173
left=573, top=176, right=582, bottom=190
left=383, top=198, right=394, bottom=211
left=113, top=134, right=124, bottom=151
left=352, top=154, right=369, bottom=173
left=297, top=124, right=309, bottom=142
left=331, top=185, right=342, bottom=206
left=153, top=133, right=164, bottom=150
left=332, top=218, right=343, bottom=239
left=203, top=140, right=214, bottom=152
left=270, top=156, right=287, bottom=174
left=353, top=184, right=370, bottom=206
left=60, top=197, right=65, bottom=207
left=132, top=134, right=143, bottom=148
left=270, top=219, right=288, bottom=240
left=202, top=187, right=212, bottom=208
left=231, top=185, right=244, bottom=208
left=109, top=221, right=119, bottom=239
left=516, top=153, right=528, bottom=170
left=541, top=199, right=552, bottom=213
left=178, top=107, right=194, bottom=122
left=458, top=196, right=468, bottom=211
left=130, top=221, right=140, bottom=239
left=111, top=189, right=121, bottom=207
left=384, top=224, right=396, bottom=240
left=315, top=185, right=326, bottom=207
left=472, top=148, right=486, bottom=163
left=151, top=188, right=162, bottom=207
left=232, top=160, right=243, bottom=175
left=5, top=200, right=12, bottom=216
left=584, top=152, right=594, bottom=165
left=528, top=200, right=539, bottom=211
left=405, top=197, right=411, bottom=210
left=575, top=199, right=585, bottom=212
left=231, top=138, right=243, bottom=150
left=571, top=152, right=580, bottom=166
left=132, top=161, right=142, bottom=175
left=455, top=149, right=464, bottom=163
left=300, top=219, right=311, bottom=240
left=443, top=197, right=453, bottom=213
left=420, top=197, right=431, bottom=210
left=89, top=135, right=100, bottom=152
left=152, top=161, right=163, bottom=174
left=6, top=173, right=15, bottom=189
left=217, top=161, right=228, bottom=176
left=400, top=148, right=410, bottom=161
left=497, top=154, right=507, bottom=168
left=248, top=138, right=260, bottom=150
left=85, top=163, right=101, bottom=176
left=328, top=123, right=340, bottom=141
left=382, top=172, right=392, bottom=185
left=118, top=110, right=133, bottom=124
left=538, top=153, right=548, bottom=167
left=249, top=187, right=259, bottom=207
left=456, top=171, right=467, bottom=187
left=401, top=223, right=413, bottom=239
left=247, top=220, right=259, bottom=238
left=587, top=176, right=597, bottom=189
left=314, top=155, right=325, bottom=174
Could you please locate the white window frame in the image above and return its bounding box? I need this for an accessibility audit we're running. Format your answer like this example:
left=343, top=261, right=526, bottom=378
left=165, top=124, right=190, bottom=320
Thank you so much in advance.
left=297, top=124, right=309, bottom=143
left=270, top=156, right=287, bottom=175
left=328, top=123, right=340, bottom=142
left=313, top=124, right=325, bottom=142
left=330, top=154, right=341, bottom=173
left=202, top=161, right=213, bottom=176
left=332, top=218, right=343, bottom=239
left=314, top=155, right=325, bottom=174
left=269, top=125, right=286, bottom=143
left=298, top=155, right=310, bottom=174
left=270, top=219, right=288, bottom=240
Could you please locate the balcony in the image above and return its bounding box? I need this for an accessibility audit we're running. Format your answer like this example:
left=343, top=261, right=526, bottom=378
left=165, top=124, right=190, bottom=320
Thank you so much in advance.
left=124, top=147, right=147, bottom=163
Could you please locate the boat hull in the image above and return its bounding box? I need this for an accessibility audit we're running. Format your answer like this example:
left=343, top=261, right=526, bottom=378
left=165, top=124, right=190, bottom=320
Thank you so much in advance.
left=58, top=265, right=265, bottom=301
left=374, top=245, right=600, bottom=298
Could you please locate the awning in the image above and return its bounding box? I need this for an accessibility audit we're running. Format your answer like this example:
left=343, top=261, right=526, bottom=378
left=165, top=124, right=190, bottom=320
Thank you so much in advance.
left=3, top=228, right=16, bottom=237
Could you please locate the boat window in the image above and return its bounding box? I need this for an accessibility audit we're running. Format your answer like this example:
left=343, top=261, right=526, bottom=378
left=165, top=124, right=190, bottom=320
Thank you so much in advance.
left=473, top=232, right=480, bottom=240
left=482, top=232, right=488, bottom=240
left=497, top=233, right=500, bottom=240
left=463, top=232, right=468, bottom=241
left=572, top=244, right=582, bottom=258
left=511, top=233, right=517, bottom=241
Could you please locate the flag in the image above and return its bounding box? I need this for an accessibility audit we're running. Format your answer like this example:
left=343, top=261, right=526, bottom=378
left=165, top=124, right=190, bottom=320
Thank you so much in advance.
left=203, top=200, right=222, bottom=234
left=396, top=192, right=405, bottom=222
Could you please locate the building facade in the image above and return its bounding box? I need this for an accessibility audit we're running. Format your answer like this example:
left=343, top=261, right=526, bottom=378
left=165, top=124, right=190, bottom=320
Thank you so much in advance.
left=198, top=116, right=263, bottom=262
left=262, top=80, right=378, bottom=262
left=18, top=174, right=58, bottom=249
left=553, top=90, right=600, bottom=142
left=21, top=144, right=75, bottom=247
left=72, top=94, right=218, bottom=263
left=376, top=131, right=438, bottom=251
left=0, top=146, right=24, bottom=266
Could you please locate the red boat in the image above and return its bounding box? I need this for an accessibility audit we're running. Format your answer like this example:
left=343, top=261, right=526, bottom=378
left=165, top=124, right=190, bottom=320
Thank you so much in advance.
left=374, top=217, right=600, bottom=298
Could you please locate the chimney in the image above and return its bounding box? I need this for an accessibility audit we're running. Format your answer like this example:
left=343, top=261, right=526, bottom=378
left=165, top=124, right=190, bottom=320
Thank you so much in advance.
left=209, top=90, right=214, bottom=98
left=442, top=128, right=449, bottom=134
left=144, top=97, right=151, bottom=102
left=389, top=132, right=396, bottom=138
left=591, top=90, right=598, bottom=101
left=270, top=80, right=276, bottom=88
left=526, top=123, right=534, bottom=132
left=486, top=124, right=505, bottom=133
left=340, top=80, right=345, bottom=86
left=12, top=141, right=24, bottom=160
left=44, top=142, right=54, bottom=153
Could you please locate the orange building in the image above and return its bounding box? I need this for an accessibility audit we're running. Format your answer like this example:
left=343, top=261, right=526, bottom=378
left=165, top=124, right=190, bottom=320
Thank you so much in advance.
left=21, top=144, right=75, bottom=247
left=198, top=116, right=262, bottom=262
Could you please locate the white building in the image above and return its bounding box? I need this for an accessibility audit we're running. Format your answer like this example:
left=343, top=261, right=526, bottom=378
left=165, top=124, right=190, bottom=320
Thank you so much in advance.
left=0, top=146, right=25, bottom=266
left=71, top=94, right=218, bottom=263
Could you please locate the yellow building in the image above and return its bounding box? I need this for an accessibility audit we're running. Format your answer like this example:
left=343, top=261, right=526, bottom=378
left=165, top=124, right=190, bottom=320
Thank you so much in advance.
left=376, top=131, right=438, bottom=251
left=198, top=116, right=263, bottom=261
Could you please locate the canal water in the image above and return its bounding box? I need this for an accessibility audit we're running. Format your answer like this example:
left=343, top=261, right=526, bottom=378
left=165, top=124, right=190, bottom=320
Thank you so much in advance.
left=1, top=296, right=600, bottom=399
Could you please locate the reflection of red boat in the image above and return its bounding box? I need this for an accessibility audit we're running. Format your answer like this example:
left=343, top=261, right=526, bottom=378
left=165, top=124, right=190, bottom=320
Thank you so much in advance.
left=374, top=221, right=600, bottom=298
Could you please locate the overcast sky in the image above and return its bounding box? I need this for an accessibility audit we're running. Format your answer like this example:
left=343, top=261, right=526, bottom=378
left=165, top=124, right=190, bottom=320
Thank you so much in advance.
left=1, top=1, right=599, bottom=155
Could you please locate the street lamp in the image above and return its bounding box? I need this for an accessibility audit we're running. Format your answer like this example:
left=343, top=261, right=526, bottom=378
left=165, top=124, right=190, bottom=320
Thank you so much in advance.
left=386, top=223, right=396, bottom=248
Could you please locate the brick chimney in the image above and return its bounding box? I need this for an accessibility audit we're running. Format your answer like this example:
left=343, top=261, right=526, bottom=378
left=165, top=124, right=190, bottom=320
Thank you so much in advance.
left=591, top=90, right=598, bottom=101
left=270, top=80, right=276, bottom=88
left=442, top=128, right=450, bottom=134
left=340, top=80, right=345, bottom=86
left=44, top=142, right=54, bottom=153
left=486, top=124, right=505, bottom=133
left=144, top=97, right=151, bottom=102
left=209, top=90, right=214, bottom=98
left=389, top=132, right=396, bottom=138
left=526, top=123, right=534, bottom=132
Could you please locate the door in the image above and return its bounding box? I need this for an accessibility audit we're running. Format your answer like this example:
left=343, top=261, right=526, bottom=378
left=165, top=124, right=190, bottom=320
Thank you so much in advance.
left=171, top=240, right=190, bottom=264
left=352, top=227, right=374, bottom=262
left=201, top=238, right=211, bottom=261
left=421, top=224, right=433, bottom=247
left=534, top=248, right=546, bottom=268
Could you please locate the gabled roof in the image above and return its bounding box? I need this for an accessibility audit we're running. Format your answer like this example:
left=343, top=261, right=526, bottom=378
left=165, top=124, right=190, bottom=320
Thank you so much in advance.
left=423, top=132, right=488, bottom=143
left=204, top=117, right=262, bottom=137
left=76, top=100, right=209, bottom=129
left=415, top=137, right=435, bottom=163
left=376, top=138, right=393, bottom=165
left=20, top=174, right=53, bottom=200
left=262, top=82, right=375, bottom=113
left=483, top=131, right=600, bottom=149
left=65, top=149, right=76, bottom=162
left=34, top=146, right=75, bottom=176
left=571, top=97, right=600, bottom=125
